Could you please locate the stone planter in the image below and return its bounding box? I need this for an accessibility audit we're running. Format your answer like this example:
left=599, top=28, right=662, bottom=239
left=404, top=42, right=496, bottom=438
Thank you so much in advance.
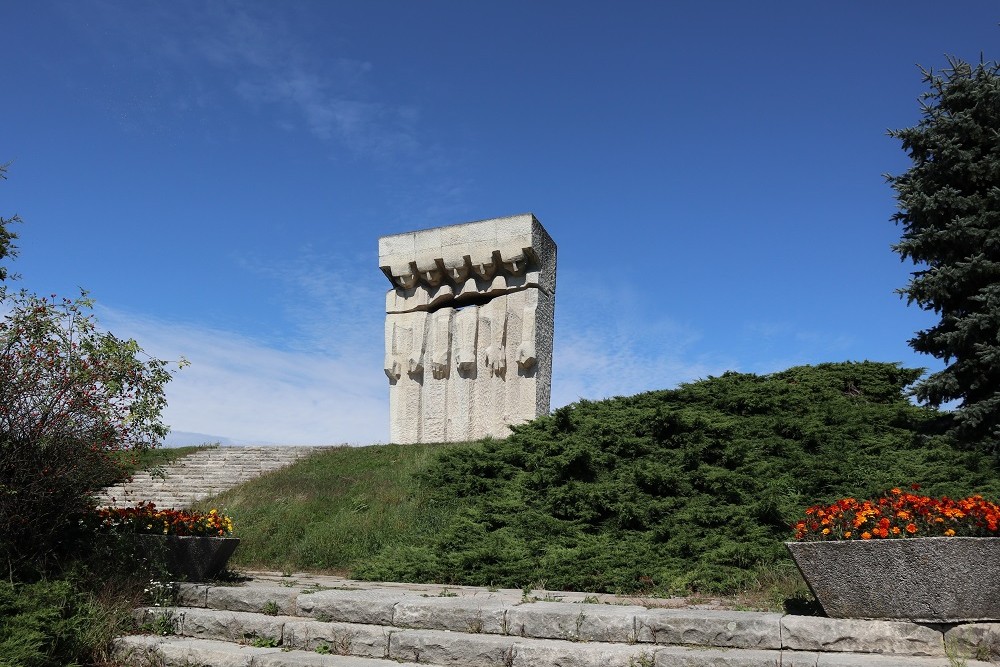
left=787, top=537, right=1000, bottom=622
left=138, top=535, right=240, bottom=581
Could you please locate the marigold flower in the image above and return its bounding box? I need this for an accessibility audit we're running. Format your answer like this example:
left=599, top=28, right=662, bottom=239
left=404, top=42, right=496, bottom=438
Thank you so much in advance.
left=792, top=489, right=1000, bottom=541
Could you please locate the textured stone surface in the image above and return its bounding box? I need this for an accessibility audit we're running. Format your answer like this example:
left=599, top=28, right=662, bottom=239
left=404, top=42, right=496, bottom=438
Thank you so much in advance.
left=207, top=585, right=301, bottom=615
left=506, top=601, right=647, bottom=642
left=296, top=589, right=417, bottom=625
left=815, top=653, right=991, bottom=667
left=136, top=535, right=240, bottom=581
left=389, top=628, right=517, bottom=665
left=943, top=622, right=1000, bottom=662
left=380, top=214, right=556, bottom=443
left=653, top=647, right=809, bottom=667
left=780, top=615, right=944, bottom=656
left=392, top=595, right=510, bottom=634
left=133, top=572, right=1000, bottom=666
left=510, top=636, right=654, bottom=667
left=177, top=582, right=209, bottom=607
left=787, top=538, right=1000, bottom=621
left=282, top=620, right=390, bottom=658
left=636, top=609, right=782, bottom=649
left=160, top=606, right=289, bottom=644
left=115, top=635, right=273, bottom=667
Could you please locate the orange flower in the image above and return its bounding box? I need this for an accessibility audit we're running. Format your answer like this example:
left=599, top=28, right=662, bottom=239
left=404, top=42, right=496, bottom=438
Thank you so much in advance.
left=906, top=523, right=918, bottom=534
left=861, top=531, right=872, bottom=540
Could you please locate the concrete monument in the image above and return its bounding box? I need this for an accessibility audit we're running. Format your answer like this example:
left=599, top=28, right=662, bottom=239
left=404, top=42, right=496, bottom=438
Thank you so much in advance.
left=379, top=214, right=556, bottom=443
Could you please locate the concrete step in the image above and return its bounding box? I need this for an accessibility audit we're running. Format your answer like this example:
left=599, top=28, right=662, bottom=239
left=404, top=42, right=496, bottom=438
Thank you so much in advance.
left=96, top=445, right=332, bottom=508
left=113, top=573, right=999, bottom=667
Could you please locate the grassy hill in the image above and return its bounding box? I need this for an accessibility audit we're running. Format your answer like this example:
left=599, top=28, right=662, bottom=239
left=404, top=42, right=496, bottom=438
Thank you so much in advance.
left=198, top=361, right=1000, bottom=600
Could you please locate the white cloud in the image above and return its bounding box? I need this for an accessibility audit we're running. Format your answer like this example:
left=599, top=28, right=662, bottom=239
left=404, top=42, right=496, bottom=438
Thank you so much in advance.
left=99, top=308, right=389, bottom=445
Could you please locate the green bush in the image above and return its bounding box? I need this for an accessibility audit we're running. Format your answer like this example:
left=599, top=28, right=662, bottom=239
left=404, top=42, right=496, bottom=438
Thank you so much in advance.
left=356, top=361, right=1000, bottom=593
left=0, top=577, right=136, bottom=667
left=0, top=291, right=175, bottom=578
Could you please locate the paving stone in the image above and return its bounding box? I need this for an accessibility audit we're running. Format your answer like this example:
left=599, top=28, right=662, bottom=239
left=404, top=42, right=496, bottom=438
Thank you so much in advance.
left=115, top=634, right=279, bottom=666
left=389, top=627, right=518, bottom=666
left=392, top=595, right=510, bottom=634
left=506, top=601, right=648, bottom=643
left=635, top=609, right=782, bottom=649
left=780, top=615, right=944, bottom=656
left=177, top=582, right=209, bottom=607
left=510, top=636, right=656, bottom=667
left=207, top=584, right=301, bottom=615
left=296, top=588, right=418, bottom=625
left=282, top=619, right=392, bottom=658
left=256, top=651, right=423, bottom=667
left=815, top=651, right=992, bottom=666
left=142, top=606, right=288, bottom=645
left=653, top=646, right=811, bottom=667
left=943, top=623, right=1000, bottom=662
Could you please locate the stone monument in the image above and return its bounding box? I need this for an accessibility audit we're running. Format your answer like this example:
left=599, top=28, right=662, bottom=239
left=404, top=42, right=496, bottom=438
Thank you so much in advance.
left=379, top=214, right=556, bottom=443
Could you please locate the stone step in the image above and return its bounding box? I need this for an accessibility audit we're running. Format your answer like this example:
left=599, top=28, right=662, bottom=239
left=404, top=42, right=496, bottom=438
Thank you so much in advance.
left=113, top=573, right=1000, bottom=667
left=117, top=621, right=985, bottom=667
left=97, top=445, right=331, bottom=508
left=115, top=635, right=424, bottom=666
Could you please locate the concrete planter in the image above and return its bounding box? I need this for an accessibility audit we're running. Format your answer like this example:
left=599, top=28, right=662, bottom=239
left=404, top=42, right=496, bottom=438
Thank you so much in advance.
left=787, top=537, right=1000, bottom=622
left=139, top=535, right=240, bottom=581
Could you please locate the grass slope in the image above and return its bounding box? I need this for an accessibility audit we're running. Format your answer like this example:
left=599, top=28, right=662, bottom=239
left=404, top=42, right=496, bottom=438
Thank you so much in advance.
left=199, top=442, right=463, bottom=573
left=203, top=362, right=1000, bottom=596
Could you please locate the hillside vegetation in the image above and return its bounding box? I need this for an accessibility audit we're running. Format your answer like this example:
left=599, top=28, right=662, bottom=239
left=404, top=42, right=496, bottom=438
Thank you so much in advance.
left=210, top=361, right=1000, bottom=595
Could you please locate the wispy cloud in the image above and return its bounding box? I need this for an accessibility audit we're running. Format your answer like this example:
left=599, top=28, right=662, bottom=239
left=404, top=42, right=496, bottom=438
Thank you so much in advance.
left=549, top=271, right=734, bottom=406
left=65, top=2, right=424, bottom=163
left=99, top=307, right=388, bottom=445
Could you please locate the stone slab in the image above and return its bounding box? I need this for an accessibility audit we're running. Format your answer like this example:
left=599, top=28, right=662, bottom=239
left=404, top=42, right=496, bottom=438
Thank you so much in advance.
left=296, top=588, right=419, bottom=625
left=787, top=538, right=1000, bottom=622
left=815, top=652, right=992, bottom=667
left=780, top=615, right=944, bottom=656
left=392, top=595, right=510, bottom=634
left=943, top=622, right=1000, bottom=662
left=510, top=636, right=656, bottom=667
left=115, top=634, right=278, bottom=667
left=207, top=584, right=300, bottom=615
left=282, top=619, right=391, bottom=658
left=635, top=609, right=782, bottom=649
left=177, top=582, right=209, bottom=607
left=506, top=601, right=648, bottom=642
left=653, top=646, right=810, bottom=667
left=389, top=627, right=517, bottom=666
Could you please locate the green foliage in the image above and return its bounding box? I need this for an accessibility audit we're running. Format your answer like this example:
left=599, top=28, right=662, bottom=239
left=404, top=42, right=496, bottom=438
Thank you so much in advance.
left=887, top=56, right=1000, bottom=450
left=0, top=161, right=19, bottom=285
left=356, top=362, right=1000, bottom=593
left=0, top=291, right=177, bottom=577
left=0, top=577, right=135, bottom=667
left=0, top=168, right=179, bottom=578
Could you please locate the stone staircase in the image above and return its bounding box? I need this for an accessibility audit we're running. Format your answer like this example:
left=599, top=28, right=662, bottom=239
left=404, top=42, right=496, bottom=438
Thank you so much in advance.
left=96, top=446, right=324, bottom=508
left=114, top=572, right=999, bottom=666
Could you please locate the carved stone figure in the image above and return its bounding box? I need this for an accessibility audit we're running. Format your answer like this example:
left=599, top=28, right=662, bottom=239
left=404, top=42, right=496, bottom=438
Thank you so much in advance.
left=379, top=214, right=556, bottom=443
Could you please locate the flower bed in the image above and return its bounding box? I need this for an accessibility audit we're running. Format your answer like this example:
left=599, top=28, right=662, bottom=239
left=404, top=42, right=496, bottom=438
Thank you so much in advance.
left=792, top=487, right=1000, bottom=541
left=92, top=502, right=234, bottom=537
left=788, top=488, right=1000, bottom=621
left=91, top=502, right=238, bottom=581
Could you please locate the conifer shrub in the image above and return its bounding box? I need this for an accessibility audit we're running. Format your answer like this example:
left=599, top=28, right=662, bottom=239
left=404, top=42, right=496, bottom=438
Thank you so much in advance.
left=356, top=361, right=1000, bottom=593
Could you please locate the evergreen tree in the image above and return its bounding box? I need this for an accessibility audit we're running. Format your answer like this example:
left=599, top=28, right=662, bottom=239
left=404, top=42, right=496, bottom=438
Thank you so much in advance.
left=887, top=56, right=1000, bottom=450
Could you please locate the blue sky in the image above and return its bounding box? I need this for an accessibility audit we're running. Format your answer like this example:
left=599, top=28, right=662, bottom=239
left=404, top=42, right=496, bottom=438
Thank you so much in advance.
left=3, top=2, right=997, bottom=445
